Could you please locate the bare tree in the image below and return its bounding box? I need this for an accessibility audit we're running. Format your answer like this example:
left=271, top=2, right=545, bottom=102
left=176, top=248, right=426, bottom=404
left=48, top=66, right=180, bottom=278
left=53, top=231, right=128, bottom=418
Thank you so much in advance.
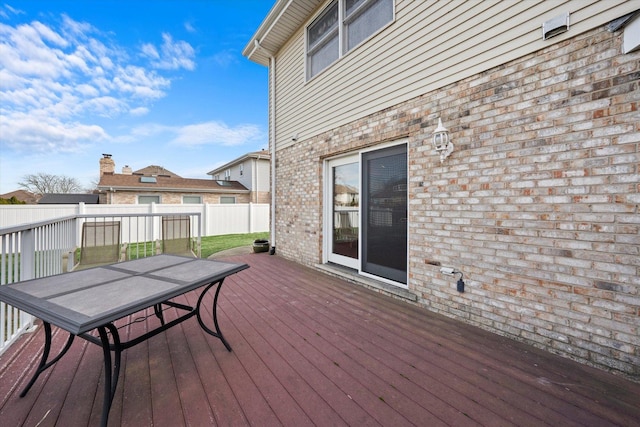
left=18, top=173, right=84, bottom=195
left=86, top=177, right=100, bottom=193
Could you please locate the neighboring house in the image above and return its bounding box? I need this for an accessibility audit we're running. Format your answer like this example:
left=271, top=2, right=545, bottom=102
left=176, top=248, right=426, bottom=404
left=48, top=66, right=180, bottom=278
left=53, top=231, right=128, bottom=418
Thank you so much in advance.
left=0, top=190, right=39, bottom=204
left=96, top=154, right=249, bottom=204
left=207, top=149, right=271, bottom=203
left=38, top=194, right=99, bottom=204
left=244, top=1, right=640, bottom=379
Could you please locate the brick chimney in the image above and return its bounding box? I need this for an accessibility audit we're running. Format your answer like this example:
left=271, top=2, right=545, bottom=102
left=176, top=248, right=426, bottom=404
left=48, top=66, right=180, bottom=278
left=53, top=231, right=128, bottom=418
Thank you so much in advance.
left=100, top=154, right=115, bottom=176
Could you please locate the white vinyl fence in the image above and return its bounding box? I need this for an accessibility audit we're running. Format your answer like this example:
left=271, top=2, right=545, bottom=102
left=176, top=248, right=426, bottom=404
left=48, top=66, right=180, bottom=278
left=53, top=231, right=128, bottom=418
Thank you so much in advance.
left=0, top=203, right=269, bottom=355
left=0, top=203, right=269, bottom=238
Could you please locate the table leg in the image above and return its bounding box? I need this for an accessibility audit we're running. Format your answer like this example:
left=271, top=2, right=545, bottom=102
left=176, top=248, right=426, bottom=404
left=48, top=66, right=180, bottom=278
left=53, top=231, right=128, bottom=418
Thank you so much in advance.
left=20, top=321, right=75, bottom=397
left=195, top=279, right=232, bottom=351
left=153, top=303, right=165, bottom=325
left=97, top=323, right=122, bottom=427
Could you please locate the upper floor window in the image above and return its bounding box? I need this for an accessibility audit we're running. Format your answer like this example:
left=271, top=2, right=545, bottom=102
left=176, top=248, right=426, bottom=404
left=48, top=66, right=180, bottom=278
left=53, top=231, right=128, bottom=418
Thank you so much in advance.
left=225, top=169, right=231, bottom=180
left=307, top=0, right=393, bottom=79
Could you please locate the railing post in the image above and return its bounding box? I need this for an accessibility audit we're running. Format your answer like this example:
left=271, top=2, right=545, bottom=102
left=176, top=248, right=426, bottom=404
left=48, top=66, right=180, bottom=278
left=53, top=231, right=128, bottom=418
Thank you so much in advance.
left=19, top=230, right=35, bottom=329
left=20, top=230, right=35, bottom=282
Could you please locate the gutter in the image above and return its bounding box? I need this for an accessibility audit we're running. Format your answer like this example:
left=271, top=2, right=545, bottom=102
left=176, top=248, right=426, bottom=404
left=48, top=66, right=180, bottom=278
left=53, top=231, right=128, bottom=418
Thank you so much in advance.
left=254, top=39, right=277, bottom=255
left=97, top=186, right=249, bottom=194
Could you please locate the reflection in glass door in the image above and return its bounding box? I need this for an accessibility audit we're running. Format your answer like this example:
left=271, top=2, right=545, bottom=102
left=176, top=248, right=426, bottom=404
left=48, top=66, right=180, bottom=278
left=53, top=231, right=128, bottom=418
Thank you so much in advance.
left=362, top=144, right=407, bottom=284
left=328, top=157, right=359, bottom=269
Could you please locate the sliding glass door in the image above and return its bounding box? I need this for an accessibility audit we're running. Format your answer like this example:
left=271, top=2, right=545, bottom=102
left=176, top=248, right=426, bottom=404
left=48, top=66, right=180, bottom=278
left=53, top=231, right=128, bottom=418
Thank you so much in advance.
left=327, top=155, right=360, bottom=269
left=361, top=144, right=407, bottom=284
left=325, top=144, right=407, bottom=285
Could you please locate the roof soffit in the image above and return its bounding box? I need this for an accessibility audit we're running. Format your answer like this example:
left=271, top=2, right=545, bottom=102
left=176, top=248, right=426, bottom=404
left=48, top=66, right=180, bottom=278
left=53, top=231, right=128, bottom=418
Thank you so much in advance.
left=207, top=151, right=271, bottom=175
left=243, top=0, right=323, bottom=65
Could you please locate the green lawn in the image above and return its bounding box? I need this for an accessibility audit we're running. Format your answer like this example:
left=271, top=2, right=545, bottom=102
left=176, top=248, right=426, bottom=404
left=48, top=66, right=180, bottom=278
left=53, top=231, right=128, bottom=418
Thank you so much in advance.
left=124, top=232, right=270, bottom=260
left=200, top=232, right=269, bottom=258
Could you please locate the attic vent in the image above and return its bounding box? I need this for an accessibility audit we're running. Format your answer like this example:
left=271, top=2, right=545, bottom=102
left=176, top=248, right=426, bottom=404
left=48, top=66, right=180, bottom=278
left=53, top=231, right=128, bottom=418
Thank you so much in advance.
left=543, top=12, right=570, bottom=40
left=217, top=180, right=232, bottom=186
left=140, top=176, right=157, bottom=183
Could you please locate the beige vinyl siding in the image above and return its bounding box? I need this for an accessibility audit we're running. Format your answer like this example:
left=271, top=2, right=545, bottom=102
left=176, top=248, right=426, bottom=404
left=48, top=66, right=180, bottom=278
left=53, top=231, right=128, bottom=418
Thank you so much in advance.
left=272, top=0, right=637, bottom=151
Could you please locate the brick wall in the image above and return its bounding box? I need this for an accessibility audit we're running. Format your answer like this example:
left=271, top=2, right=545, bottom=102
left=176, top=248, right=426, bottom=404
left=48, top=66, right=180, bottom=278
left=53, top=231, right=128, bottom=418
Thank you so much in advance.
left=106, top=192, right=250, bottom=204
left=274, top=26, right=639, bottom=378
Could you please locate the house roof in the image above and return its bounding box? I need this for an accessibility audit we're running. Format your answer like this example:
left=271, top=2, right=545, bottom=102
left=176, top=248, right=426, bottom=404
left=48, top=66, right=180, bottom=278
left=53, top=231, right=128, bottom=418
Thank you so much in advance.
left=98, top=173, right=248, bottom=193
left=243, top=0, right=323, bottom=66
left=207, top=150, right=271, bottom=176
left=0, top=190, right=40, bottom=204
left=38, top=194, right=100, bottom=204
left=134, top=165, right=180, bottom=178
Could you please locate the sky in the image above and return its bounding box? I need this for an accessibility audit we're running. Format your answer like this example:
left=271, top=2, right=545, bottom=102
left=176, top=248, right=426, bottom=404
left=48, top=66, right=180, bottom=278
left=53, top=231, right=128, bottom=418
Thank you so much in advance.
left=0, top=1, right=274, bottom=194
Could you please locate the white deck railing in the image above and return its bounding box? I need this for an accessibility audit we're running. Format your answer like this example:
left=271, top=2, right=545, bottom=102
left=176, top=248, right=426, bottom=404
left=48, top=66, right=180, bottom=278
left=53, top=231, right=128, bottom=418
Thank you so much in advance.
left=0, top=212, right=207, bottom=354
left=1, top=216, right=77, bottom=352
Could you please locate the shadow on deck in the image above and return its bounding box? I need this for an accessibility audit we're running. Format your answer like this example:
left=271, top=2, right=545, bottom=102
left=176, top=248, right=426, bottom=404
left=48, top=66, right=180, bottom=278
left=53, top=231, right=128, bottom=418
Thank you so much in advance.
left=1, top=252, right=639, bottom=426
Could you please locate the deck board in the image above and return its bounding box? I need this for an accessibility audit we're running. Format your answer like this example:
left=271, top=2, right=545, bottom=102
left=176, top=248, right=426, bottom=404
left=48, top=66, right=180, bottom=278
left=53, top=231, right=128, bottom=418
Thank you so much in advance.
left=1, top=252, right=639, bottom=426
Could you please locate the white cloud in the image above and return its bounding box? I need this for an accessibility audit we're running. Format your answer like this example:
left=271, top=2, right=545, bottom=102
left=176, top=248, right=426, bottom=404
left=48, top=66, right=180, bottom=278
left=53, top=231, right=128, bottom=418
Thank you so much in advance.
left=142, top=32, right=195, bottom=70
left=141, top=42, right=159, bottom=59
left=171, top=121, right=263, bottom=147
left=1, top=4, right=24, bottom=19
left=76, top=83, right=99, bottom=97
left=0, top=113, right=107, bottom=153
left=112, top=65, right=170, bottom=98
left=121, top=121, right=264, bottom=148
left=0, top=14, right=193, bottom=153
left=212, top=50, right=237, bottom=67
left=130, top=123, right=172, bottom=137
left=60, top=13, right=94, bottom=37
left=129, top=106, right=149, bottom=116
left=32, top=20, right=68, bottom=47
left=80, top=96, right=128, bottom=118
left=184, top=21, right=196, bottom=33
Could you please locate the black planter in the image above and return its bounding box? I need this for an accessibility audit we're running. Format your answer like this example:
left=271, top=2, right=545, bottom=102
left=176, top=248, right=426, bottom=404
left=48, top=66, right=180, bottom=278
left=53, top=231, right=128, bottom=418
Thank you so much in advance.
left=252, top=239, right=270, bottom=253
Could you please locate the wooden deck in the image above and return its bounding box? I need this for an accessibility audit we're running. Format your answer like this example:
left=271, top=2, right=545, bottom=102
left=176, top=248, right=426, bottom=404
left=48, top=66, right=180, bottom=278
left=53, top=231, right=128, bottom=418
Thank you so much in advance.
left=1, top=252, right=639, bottom=426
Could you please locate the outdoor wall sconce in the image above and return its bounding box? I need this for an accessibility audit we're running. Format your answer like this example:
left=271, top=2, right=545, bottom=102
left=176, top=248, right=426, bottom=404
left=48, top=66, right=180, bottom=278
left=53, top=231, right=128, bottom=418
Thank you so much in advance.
left=432, top=118, right=454, bottom=163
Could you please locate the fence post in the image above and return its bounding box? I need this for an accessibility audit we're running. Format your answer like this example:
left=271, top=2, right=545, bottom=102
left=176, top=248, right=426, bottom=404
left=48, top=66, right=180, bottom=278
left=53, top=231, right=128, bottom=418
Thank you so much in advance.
left=249, top=203, right=253, bottom=233
left=201, top=203, right=207, bottom=238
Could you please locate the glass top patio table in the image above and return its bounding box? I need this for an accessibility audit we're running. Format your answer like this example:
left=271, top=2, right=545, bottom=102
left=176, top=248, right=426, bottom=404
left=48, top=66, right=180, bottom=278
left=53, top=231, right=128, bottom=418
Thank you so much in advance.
left=0, top=254, right=249, bottom=427
left=0, top=254, right=248, bottom=334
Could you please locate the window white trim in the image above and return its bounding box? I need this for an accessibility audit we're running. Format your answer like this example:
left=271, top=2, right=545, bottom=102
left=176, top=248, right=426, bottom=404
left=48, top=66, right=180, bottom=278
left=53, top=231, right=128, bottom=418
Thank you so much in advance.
left=306, top=0, right=394, bottom=80
left=324, top=154, right=360, bottom=269
left=323, top=138, right=408, bottom=288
